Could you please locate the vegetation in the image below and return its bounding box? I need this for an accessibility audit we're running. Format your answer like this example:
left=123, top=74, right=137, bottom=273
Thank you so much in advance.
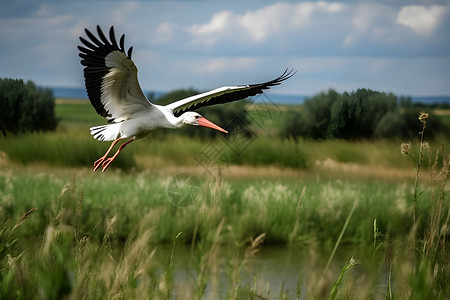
left=282, top=88, right=448, bottom=140
left=0, top=137, right=448, bottom=298
left=0, top=85, right=449, bottom=298
left=0, top=78, right=57, bottom=135
left=3, top=96, right=447, bottom=171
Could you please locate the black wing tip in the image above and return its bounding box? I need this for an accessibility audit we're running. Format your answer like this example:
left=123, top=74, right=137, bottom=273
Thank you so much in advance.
left=249, top=68, right=296, bottom=90
left=127, top=46, right=133, bottom=59
left=79, top=25, right=129, bottom=55
left=78, top=25, right=130, bottom=120
left=273, top=68, right=296, bottom=84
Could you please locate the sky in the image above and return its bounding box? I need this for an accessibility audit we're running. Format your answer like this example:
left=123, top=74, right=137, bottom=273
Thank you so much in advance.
left=1, top=0, right=449, bottom=97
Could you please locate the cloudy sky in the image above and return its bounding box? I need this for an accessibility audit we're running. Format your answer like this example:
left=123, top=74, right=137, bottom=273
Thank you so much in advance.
left=1, top=0, right=449, bottom=96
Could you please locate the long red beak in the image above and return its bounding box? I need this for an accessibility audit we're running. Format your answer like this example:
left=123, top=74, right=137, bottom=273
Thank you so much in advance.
left=197, top=117, right=228, bottom=133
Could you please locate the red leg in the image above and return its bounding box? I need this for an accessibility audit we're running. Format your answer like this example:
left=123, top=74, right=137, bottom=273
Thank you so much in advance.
left=101, top=138, right=135, bottom=172
left=93, top=138, right=122, bottom=172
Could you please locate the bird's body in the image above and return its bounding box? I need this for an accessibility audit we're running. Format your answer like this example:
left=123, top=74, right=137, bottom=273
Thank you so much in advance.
left=78, top=26, right=294, bottom=171
left=90, top=106, right=175, bottom=141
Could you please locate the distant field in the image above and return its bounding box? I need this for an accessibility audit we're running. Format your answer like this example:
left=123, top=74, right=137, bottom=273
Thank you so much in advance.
left=0, top=98, right=446, bottom=179
left=54, top=98, right=104, bottom=126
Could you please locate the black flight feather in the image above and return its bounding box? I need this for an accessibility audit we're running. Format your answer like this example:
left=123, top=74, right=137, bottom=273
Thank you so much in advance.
left=173, top=69, right=296, bottom=117
left=78, top=26, right=133, bottom=120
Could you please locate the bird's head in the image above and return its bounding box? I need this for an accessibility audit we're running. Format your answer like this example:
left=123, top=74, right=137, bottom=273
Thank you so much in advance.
left=181, top=112, right=228, bottom=133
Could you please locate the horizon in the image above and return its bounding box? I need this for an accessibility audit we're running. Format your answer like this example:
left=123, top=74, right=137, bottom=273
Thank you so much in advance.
left=49, top=86, right=450, bottom=105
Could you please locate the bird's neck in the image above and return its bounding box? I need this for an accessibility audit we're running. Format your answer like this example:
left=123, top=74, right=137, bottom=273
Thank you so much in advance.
left=155, top=105, right=184, bottom=128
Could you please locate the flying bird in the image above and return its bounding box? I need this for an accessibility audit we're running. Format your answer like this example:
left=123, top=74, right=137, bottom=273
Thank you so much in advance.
left=78, top=26, right=295, bottom=172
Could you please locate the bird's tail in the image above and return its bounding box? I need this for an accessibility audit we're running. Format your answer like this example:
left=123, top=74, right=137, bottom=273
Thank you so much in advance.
left=90, top=123, right=121, bottom=141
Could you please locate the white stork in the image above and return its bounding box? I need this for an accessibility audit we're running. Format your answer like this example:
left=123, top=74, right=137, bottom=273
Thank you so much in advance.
left=78, top=26, right=294, bottom=172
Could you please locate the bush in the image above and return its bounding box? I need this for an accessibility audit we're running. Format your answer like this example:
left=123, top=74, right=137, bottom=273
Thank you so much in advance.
left=0, top=78, right=57, bottom=135
left=373, top=110, right=405, bottom=138
left=282, top=89, right=339, bottom=139
left=328, top=89, right=398, bottom=139
left=282, top=89, right=448, bottom=140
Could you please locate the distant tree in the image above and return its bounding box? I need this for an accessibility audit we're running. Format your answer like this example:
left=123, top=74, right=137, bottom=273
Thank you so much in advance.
left=149, top=88, right=251, bottom=138
left=0, top=78, right=57, bottom=135
left=329, top=89, right=398, bottom=139
left=281, top=88, right=448, bottom=140
left=399, top=95, right=413, bottom=107
left=373, top=110, right=405, bottom=138
left=282, top=89, right=339, bottom=139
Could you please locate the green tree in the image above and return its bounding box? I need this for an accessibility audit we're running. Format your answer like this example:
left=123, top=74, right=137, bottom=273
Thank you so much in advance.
left=0, top=78, right=57, bottom=135
left=329, top=89, right=398, bottom=139
left=282, top=89, right=339, bottom=139
left=281, top=88, right=448, bottom=140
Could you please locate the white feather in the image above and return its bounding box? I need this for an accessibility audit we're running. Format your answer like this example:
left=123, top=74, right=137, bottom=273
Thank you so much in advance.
left=90, top=123, right=122, bottom=141
left=100, top=50, right=153, bottom=123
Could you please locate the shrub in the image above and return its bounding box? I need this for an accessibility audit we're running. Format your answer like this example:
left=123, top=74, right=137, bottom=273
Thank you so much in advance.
left=328, top=89, right=397, bottom=139
left=373, top=110, right=405, bottom=138
left=282, top=88, right=448, bottom=140
left=282, top=89, right=339, bottom=139
left=0, top=78, right=57, bottom=135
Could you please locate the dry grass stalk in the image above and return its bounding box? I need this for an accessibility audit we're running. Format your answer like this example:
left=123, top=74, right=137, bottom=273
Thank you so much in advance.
left=245, top=233, right=266, bottom=260
left=11, top=207, right=37, bottom=233
left=413, top=112, right=428, bottom=228
left=289, top=186, right=306, bottom=245
left=425, top=144, right=449, bottom=258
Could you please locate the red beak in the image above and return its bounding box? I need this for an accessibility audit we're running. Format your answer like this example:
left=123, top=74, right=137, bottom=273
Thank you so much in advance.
left=197, top=117, right=228, bottom=133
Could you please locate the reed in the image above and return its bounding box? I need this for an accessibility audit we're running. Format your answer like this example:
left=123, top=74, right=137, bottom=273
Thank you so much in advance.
left=0, top=171, right=448, bottom=298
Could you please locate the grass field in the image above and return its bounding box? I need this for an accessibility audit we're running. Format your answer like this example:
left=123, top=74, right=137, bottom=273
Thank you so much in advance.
left=0, top=98, right=449, bottom=299
left=4, top=98, right=445, bottom=175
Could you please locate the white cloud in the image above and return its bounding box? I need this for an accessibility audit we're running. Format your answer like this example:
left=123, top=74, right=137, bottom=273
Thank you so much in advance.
left=110, top=1, right=140, bottom=27
left=154, top=21, right=176, bottom=44
left=344, top=3, right=396, bottom=46
left=397, top=5, right=448, bottom=35
left=188, top=10, right=235, bottom=45
left=353, top=3, right=390, bottom=33
left=188, top=1, right=345, bottom=44
left=239, top=2, right=292, bottom=42
left=34, top=4, right=55, bottom=18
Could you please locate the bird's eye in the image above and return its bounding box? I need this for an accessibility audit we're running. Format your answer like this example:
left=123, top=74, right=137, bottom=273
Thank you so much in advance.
left=195, top=115, right=200, bottom=119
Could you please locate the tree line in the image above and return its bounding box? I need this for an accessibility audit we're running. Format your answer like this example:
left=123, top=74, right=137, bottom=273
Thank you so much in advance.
left=282, top=88, right=446, bottom=140
left=0, top=78, right=57, bottom=136
left=0, top=77, right=447, bottom=140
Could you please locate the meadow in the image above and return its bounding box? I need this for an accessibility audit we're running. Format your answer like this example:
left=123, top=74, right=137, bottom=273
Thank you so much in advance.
left=0, top=99, right=449, bottom=299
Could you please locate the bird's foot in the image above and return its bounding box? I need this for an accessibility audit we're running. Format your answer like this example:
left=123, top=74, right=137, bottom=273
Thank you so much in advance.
left=101, top=157, right=115, bottom=172
left=93, top=156, right=106, bottom=172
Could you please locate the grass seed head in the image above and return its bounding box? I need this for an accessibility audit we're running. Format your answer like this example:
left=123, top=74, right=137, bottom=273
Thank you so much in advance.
left=401, top=143, right=411, bottom=156
left=418, top=112, right=429, bottom=124
left=11, top=208, right=37, bottom=232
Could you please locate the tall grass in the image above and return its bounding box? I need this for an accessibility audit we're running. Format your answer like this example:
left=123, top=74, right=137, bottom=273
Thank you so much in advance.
left=0, top=131, right=135, bottom=169
left=0, top=169, right=440, bottom=244
left=2, top=129, right=442, bottom=174
left=1, top=159, right=449, bottom=298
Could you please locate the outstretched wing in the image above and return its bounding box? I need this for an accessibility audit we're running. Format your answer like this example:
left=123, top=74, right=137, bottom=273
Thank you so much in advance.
left=78, top=25, right=153, bottom=123
left=166, top=69, right=295, bottom=117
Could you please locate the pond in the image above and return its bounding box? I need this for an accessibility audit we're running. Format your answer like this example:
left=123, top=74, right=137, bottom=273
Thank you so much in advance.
left=156, top=242, right=389, bottom=299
